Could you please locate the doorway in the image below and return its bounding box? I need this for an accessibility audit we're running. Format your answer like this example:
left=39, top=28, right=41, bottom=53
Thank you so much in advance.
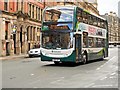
left=6, top=42, right=10, bottom=56
left=75, top=34, right=82, bottom=61
left=20, top=26, right=23, bottom=53
left=13, top=34, right=16, bottom=54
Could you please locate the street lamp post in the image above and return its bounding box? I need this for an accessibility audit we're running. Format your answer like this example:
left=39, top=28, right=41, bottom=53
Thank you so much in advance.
left=44, top=0, right=45, bottom=8
left=64, top=0, right=66, bottom=6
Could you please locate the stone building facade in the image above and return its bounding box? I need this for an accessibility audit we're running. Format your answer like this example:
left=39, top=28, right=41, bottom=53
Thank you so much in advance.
left=118, top=1, right=120, bottom=18
left=0, top=0, right=99, bottom=56
left=0, top=0, right=44, bottom=56
left=101, top=12, right=120, bottom=45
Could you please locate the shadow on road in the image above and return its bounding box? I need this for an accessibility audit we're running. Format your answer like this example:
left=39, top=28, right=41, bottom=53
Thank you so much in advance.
left=41, top=59, right=108, bottom=67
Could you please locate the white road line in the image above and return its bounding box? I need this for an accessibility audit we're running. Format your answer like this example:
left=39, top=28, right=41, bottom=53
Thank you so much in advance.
left=30, top=74, right=34, bottom=76
left=96, top=56, right=117, bottom=70
left=33, top=87, right=38, bottom=88
left=50, top=79, right=61, bottom=84
left=29, top=79, right=42, bottom=85
left=96, top=68, right=100, bottom=70
left=92, top=84, right=113, bottom=87
left=84, top=83, right=95, bottom=88
left=110, top=72, right=116, bottom=76
left=100, top=76, right=107, bottom=80
left=109, top=76, right=115, bottom=79
left=40, top=61, right=54, bottom=64
left=50, top=77, right=65, bottom=84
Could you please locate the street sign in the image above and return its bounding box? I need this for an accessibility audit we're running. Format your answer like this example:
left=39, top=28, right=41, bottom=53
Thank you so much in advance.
left=12, top=25, right=17, bottom=34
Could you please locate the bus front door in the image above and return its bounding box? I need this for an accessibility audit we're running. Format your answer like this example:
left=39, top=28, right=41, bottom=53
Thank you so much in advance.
left=75, top=34, right=82, bottom=62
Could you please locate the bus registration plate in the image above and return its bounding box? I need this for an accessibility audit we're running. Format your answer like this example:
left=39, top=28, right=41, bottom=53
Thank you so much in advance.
left=52, top=59, right=60, bottom=62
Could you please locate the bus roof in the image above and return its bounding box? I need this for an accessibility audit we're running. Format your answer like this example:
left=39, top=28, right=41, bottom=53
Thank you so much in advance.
left=76, top=7, right=106, bottom=21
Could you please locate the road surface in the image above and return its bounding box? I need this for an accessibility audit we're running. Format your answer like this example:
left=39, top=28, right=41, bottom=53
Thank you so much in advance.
left=2, top=48, right=118, bottom=88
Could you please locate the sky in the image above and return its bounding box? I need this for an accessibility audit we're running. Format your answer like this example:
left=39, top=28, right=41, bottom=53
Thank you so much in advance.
left=97, top=0, right=120, bottom=15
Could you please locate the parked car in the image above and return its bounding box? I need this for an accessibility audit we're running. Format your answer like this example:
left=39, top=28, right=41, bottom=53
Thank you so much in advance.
left=28, top=44, right=41, bottom=57
left=28, top=48, right=41, bottom=57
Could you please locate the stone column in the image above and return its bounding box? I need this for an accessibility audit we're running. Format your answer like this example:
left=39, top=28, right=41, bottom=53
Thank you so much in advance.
left=21, top=26, right=24, bottom=53
left=18, top=0, right=22, bottom=11
left=0, top=18, right=2, bottom=56
left=8, top=22, right=14, bottom=55
left=22, top=25, right=27, bottom=54
left=2, top=40, right=6, bottom=56
left=31, top=4, right=33, bottom=18
left=40, top=8, right=41, bottom=21
left=27, top=26, right=31, bottom=51
left=16, top=26, right=21, bottom=55
left=1, top=18, right=6, bottom=56
left=34, top=6, right=36, bottom=19
left=35, top=27, right=37, bottom=42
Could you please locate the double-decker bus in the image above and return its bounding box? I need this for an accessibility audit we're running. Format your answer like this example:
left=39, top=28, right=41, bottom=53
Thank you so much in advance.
left=40, top=6, right=108, bottom=64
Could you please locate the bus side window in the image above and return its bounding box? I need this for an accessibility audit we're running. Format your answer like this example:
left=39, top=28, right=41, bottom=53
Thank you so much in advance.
left=93, top=17, right=97, bottom=26
left=82, top=12, right=88, bottom=24
left=96, top=38, right=105, bottom=47
left=88, top=37, right=94, bottom=48
left=77, top=16, right=82, bottom=22
left=104, top=21, right=107, bottom=29
left=83, top=32, right=88, bottom=48
left=100, top=20, right=105, bottom=28
left=103, top=21, right=107, bottom=29
left=89, top=15, right=93, bottom=25
left=77, top=9, right=83, bottom=22
left=98, top=18, right=101, bottom=27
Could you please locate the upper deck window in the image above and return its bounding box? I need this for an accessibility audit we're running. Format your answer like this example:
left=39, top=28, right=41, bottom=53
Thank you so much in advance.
left=43, top=7, right=74, bottom=22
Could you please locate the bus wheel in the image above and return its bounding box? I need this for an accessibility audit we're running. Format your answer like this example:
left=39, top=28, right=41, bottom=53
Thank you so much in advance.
left=102, top=51, right=105, bottom=60
left=82, top=53, right=87, bottom=64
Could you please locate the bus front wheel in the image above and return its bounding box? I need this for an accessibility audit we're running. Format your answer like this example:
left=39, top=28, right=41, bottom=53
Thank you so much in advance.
left=82, top=53, right=87, bottom=64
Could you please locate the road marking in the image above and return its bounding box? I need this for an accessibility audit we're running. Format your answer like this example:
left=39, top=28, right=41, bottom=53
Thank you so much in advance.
left=50, top=79, right=61, bottom=84
left=96, top=56, right=117, bottom=70
left=100, top=76, right=107, bottom=80
left=40, top=61, right=54, bottom=64
left=109, top=76, right=115, bottom=79
left=92, top=84, right=113, bottom=87
left=29, top=79, right=42, bottom=85
left=110, top=72, right=116, bottom=76
left=50, top=77, right=65, bottom=84
left=96, top=68, right=100, bottom=70
left=84, top=83, right=95, bottom=87
left=30, top=74, right=34, bottom=76
left=33, top=87, right=38, bottom=88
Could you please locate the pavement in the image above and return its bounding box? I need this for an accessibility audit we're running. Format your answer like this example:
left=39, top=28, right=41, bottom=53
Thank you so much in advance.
left=0, top=54, right=28, bottom=60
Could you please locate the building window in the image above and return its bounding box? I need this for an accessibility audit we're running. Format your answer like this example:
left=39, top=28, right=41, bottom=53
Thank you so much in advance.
left=27, top=26, right=30, bottom=41
left=36, top=7, right=38, bottom=20
left=41, top=9, right=43, bottom=21
left=30, top=26, right=32, bottom=41
left=33, top=27, right=35, bottom=41
left=5, top=22, right=8, bottom=40
left=21, top=0, right=24, bottom=12
left=16, top=0, right=19, bottom=11
left=4, top=0, right=8, bottom=11
left=37, top=28, right=40, bottom=41
left=32, top=5, right=34, bottom=18
left=28, top=4, right=31, bottom=17
left=38, top=8, right=40, bottom=20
